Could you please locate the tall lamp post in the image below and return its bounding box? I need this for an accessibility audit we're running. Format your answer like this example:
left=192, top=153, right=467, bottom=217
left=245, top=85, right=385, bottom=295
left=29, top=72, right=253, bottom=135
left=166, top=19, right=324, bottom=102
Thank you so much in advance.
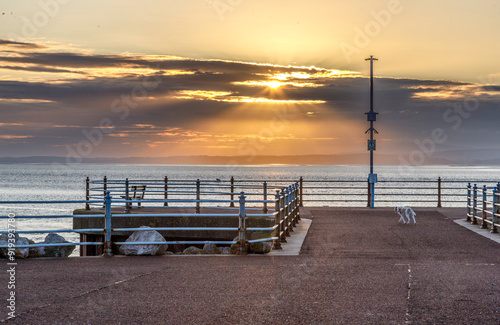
left=365, top=55, right=378, bottom=208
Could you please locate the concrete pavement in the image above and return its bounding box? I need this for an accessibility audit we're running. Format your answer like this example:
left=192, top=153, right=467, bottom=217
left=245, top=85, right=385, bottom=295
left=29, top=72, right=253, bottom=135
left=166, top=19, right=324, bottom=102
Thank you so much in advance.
left=1, top=208, right=499, bottom=324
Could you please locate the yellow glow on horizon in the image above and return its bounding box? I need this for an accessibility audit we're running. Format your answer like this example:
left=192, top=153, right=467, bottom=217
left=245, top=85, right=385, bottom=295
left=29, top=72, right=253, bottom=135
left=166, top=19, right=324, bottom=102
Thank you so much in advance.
left=0, top=98, right=54, bottom=103
left=186, top=109, right=369, bottom=157
left=231, top=97, right=325, bottom=104
left=407, top=84, right=500, bottom=100
left=172, top=90, right=233, bottom=101
left=232, top=80, right=323, bottom=88
left=232, top=68, right=358, bottom=89
left=172, top=90, right=325, bottom=104
left=273, top=72, right=311, bottom=80
left=0, top=123, right=24, bottom=126
left=0, top=135, right=32, bottom=139
left=270, top=70, right=359, bottom=80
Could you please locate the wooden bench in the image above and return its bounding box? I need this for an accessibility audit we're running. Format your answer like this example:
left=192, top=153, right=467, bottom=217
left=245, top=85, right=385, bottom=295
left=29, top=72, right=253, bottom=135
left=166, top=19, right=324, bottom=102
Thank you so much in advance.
left=121, top=185, right=147, bottom=208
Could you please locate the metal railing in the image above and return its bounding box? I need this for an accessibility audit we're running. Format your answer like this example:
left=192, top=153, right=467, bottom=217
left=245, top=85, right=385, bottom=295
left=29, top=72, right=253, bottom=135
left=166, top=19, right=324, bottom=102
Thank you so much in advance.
left=86, top=177, right=295, bottom=211
left=88, top=176, right=490, bottom=208
left=0, top=182, right=300, bottom=256
left=0, top=200, right=104, bottom=251
left=466, top=183, right=499, bottom=233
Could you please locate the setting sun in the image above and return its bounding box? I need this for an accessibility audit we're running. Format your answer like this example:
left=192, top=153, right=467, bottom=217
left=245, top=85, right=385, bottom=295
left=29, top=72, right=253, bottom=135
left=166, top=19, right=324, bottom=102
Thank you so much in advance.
left=266, top=80, right=282, bottom=88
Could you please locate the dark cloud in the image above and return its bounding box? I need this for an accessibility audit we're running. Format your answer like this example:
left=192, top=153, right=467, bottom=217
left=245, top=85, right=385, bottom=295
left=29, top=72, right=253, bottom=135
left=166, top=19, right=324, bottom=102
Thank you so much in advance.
left=0, top=39, right=499, bottom=158
left=0, top=52, right=142, bottom=68
left=0, top=39, right=46, bottom=49
left=0, top=65, right=81, bottom=74
left=481, top=85, right=500, bottom=92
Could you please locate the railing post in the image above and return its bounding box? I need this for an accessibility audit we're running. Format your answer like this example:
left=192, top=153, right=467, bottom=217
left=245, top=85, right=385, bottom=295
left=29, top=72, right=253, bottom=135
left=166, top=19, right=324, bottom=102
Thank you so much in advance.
left=164, top=176, right=168, bottom=207
left=296, top=181, right=301, bottom=221
left=289, top=185, right=295, bottom=227
left=273, top=190, right=282, bottom=250
left=480, top=185, right=488, bottom=229
left=103, top=191, right=113, bottom=257
left=466, top=183, right=471, bottom=222
left=367, top=177, right=371, bottom=208
left=299, top=176, right=304, bottom=207
left=292, top=184, right=299, bottom=227
left=291, top=184, right=297, bottom=227
left=437, top=177, right=442, bottom=208
left=492, top=189, right=498, bottom=233
left=230, top=176, right=235, bottom=207
left=85, top=177, right=90, bottom=210
left=290, top=185, right=297, bottom=229
left=280, top=189, right=287, bottom=242
left=125, top=178, right=130, bottom=213
left=238, top=192, right=247, bottom=254
left=196, top=179, right=201, bottom=214
left=262, top=181, right=268, bottom=213
left=285, top=188, right=291, bottom=236
left=371, top=181, right=375, bottom=209
left=103, top=175, right=107, bottom=208
left=472, top=184, right=478, bottom=225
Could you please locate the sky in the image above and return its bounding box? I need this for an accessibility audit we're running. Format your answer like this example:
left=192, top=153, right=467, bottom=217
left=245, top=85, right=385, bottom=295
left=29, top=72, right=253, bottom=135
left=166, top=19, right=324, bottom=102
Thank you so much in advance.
left=0, top=0, right=499, bottom=164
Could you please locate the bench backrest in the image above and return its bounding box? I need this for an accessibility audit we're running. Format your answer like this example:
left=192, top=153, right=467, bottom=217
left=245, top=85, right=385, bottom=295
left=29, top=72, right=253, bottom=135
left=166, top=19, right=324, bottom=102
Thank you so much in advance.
left=130, top=185, right=146, bottom=199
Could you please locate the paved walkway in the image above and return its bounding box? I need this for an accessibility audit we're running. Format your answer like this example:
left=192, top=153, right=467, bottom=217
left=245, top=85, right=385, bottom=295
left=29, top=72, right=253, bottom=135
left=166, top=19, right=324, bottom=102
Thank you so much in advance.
left=267, top=218, right=312, bottom=256
left=1, top=208, right=499, bottom=324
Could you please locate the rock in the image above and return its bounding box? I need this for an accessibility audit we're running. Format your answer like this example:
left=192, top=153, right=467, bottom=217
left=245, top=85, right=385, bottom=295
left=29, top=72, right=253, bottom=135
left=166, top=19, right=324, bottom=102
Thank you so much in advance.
left=119, top=226, right=167, bottom=256
left=0, top=235, right=11, bottom=258
left=182, top=246, right=202, bottom=255
left=220, top=247, right=231, bottom=254
left=14, top=237, right=30, bottom=258
left=164, top=251, right=174, bottom=255
left=230, top=236, right=238, bottom=254
left=28, top=240, right=42, bottom=258
left=37, top=233, right=76, bottom=257
left=248, top=231, right=273, bottom=254
left=0, top=235, right=30, bottom=259
left=202, top=242, right=220, bottom=254
left=230, top=236, right=248, bottom=255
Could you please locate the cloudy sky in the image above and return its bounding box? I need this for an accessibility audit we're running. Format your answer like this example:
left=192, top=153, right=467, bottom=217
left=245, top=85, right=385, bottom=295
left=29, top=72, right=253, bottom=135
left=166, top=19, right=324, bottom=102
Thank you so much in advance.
left=0, top=1, right=499, bottom=163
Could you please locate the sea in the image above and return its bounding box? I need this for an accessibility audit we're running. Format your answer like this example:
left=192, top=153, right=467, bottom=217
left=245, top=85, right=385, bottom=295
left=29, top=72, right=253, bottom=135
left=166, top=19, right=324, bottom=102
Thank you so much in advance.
left=1, top=164, right=499, bottom=252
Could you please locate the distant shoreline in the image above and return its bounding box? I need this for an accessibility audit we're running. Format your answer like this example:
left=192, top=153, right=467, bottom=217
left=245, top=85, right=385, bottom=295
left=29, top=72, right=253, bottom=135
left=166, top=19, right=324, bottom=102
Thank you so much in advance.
left=0, top=154, right=497, bottom=167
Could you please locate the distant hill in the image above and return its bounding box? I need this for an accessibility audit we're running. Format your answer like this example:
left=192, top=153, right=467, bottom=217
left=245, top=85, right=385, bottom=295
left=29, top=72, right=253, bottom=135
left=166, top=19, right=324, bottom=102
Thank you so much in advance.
left=0, top=151, right=497, bottom=165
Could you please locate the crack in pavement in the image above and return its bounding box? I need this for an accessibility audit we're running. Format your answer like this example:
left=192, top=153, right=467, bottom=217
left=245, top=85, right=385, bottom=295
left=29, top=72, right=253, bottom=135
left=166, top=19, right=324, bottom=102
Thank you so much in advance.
left=72, top=271, right=154, bottom=298
left=1, top=271, right=156, bottom=323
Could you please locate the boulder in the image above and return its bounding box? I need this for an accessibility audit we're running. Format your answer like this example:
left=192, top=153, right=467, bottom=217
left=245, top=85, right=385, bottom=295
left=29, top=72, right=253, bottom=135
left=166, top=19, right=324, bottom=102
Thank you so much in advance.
left=36, top=234, right=76, bottom=257
left=248, top=231, right=273, bottom=254
left=230, top=236, right=248, bottom=255
left=220, top=247, right=231, bottom=254
left=202, top=242, right=220, bottom=254
left=0, top=235, right=30, bottom=259
left=182, top=246, right=202, bottom=255
left=119, top=226, right=167, bottom=256
left=28, top=240, right=42, bottom=258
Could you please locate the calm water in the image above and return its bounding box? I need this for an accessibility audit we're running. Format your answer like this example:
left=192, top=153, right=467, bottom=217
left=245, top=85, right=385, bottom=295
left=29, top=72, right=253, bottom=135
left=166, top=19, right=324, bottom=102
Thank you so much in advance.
left=1, top=164, right=499, bottom=246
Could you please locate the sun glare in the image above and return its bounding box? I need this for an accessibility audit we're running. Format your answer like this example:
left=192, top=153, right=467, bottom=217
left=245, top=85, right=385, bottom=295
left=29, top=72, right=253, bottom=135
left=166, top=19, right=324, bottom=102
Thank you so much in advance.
left=266, top=80, right=282, bottom=88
